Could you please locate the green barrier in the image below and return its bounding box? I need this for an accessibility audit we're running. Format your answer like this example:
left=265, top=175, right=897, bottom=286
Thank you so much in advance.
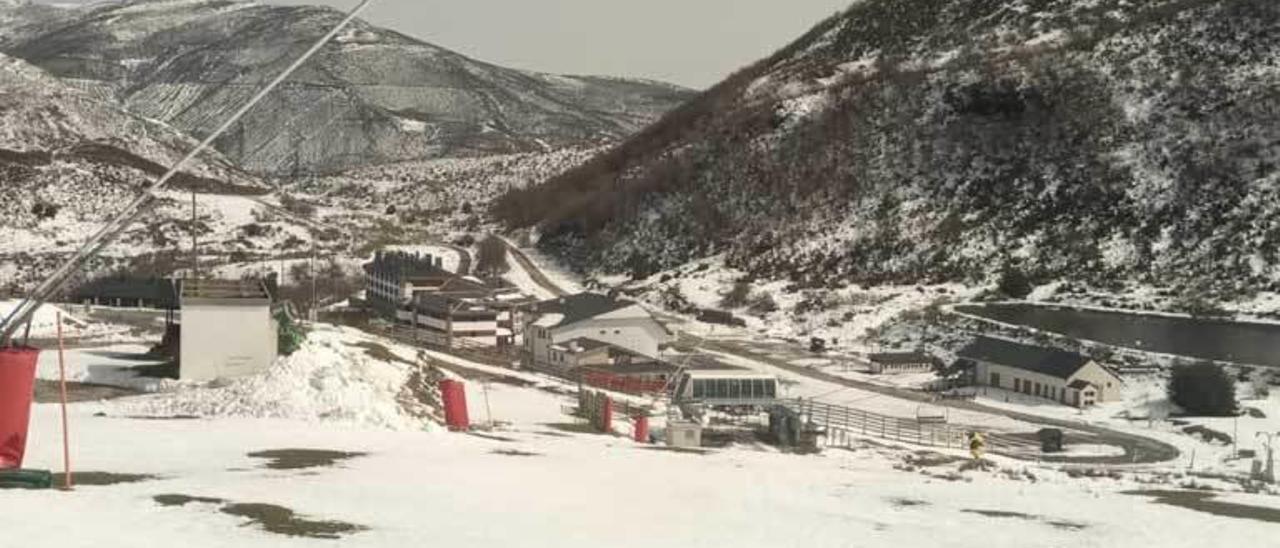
left=0, top=468, right=53, bottom=489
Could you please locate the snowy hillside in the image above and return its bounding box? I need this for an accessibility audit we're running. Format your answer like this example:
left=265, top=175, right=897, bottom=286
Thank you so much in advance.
left=293, top=147, right=599, bottom=236
left=500, top=0, right=1280, bottom=307
left=0, top=0, right=694, bottom=175
left=0, top=52, right=321, bottom=292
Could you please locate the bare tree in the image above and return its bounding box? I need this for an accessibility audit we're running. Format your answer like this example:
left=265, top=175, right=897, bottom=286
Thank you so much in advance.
left=476, top=235, right=510, bottom=276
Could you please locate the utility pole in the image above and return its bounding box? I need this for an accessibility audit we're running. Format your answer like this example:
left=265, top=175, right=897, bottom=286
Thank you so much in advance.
left=191, top=190, right=198, bottom=280
left=1258, top=432, right=1277, bottom=484
left=309, top=244, right=317, bottom=322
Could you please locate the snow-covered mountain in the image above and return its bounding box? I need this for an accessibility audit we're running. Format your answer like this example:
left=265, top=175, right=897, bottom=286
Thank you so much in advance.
left=0, top=51, right=316, bottom=293
left=501, top=0, right=1280, bottom=301
left=0, top=0, right=695, bottom=175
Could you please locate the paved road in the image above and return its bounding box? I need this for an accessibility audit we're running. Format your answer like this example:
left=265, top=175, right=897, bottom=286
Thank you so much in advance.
left=445, top=243, right=472, bottom=276
left=684, top=336, right=1179, bottom=465
left=505, top=246, right=1181, bottom=465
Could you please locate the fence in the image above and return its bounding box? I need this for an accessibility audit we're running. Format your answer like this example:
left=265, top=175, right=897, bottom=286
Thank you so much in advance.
left=345, top=319, right=517, bottom=366
left=579, top=369, right=668, bottom=396
left=783, top=398, right=1038, bottom=453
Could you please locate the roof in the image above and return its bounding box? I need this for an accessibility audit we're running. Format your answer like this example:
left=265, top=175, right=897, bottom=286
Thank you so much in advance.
left=72, top=276, right=180, bottom=307
left=411, top=295, right=497, bottom=320
left=868, top=351, right=939, bottom=365
left=579, top=362, right=679, bottom=376
left=554, top=337, right=613, bottom=353
left=532, top=293, right=637, bottom=328
left=182, top=279, right=271, bottom=301
left=681, top=369, right=777, bottom=380
left=957, top=337, right=1093, bottom=380
left=364, top=250, right=448, bottom=279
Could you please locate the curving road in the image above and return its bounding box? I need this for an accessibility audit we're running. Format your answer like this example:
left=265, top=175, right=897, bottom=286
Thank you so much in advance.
left=501, top=239, right=567, bottom=297
left=501, top=240, right=1180, bottom=465
left=687, top=336, right=1179, bottom=465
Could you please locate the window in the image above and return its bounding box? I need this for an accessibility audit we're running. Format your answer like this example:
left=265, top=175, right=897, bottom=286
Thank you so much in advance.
left=765, top=381, right=777, bottom=398
left=728, top=380, right=741, bottom=399
left=692, top=380, right=706, bottom=398
left=1013, top=379, right=1021, bottom=391
left=714, top=379, right=729, bottom=398
left=751, top=379, right=764, bottom=398
left=614, top=330, right=621, bottom=334
left=990, top=373, right=1001, bottom=387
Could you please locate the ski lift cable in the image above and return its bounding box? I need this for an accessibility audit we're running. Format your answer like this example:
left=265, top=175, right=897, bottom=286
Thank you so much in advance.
left=0, top=0, right=376, bottom=345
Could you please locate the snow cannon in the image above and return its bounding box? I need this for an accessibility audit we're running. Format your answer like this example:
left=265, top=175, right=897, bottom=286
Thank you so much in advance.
left=0, top=346, right=40, bottom=469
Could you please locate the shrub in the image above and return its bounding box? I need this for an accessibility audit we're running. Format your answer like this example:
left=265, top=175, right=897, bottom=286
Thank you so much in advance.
left=720, top=281, right=752, bottom=309
left=1168, top=362, right=1237, bottom=417
left=748, top=292, right=779, bottom=314
left=997, top=268, right=1033, bottom=299
left=279, top=194, right=316, bottom=218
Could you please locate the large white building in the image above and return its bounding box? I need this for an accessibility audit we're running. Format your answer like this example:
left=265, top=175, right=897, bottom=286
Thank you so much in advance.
left=363, top=250, right=451, bottom=314
left=959, top=336, right=1123, bottom=408
left=523, top=293, right=673, bottom=370
left=179, top=279, right=278, bottom=382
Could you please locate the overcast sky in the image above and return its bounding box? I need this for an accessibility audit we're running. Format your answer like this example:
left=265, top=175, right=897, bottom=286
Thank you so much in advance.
left=38, top=0, right=853, bottom=88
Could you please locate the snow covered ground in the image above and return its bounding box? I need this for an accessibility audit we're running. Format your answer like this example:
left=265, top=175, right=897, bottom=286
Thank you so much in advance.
left=108, top=325, right=431, bottom=430
left=12, top=384, right=1280, bottom=547
left=5, top=315, right=1278, bottom=547
left=0, top=300, right=118, bottom=339
left=695, top=347, right=1031, bottom=434
left=973, top=375, right=1280, bottom=477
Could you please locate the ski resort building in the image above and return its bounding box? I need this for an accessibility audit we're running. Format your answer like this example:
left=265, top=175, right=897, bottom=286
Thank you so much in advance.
left=405, top=294, right=509, bottom=347
left=364, top=250, right=534, bottom=348
left=522, top=293, right=673, bottom=370
left=73, top=276, right=180, bottom=310
left=179, top=279, right=278, bottom=382
left=363, top=251, right=451, bottom=315
left=959, top=337, right=1123, bottom=408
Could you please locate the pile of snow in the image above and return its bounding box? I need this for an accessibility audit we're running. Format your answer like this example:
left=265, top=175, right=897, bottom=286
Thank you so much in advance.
left=0, top=300, right=89, bottom=338
left=111, top=325, right=435, bottom=431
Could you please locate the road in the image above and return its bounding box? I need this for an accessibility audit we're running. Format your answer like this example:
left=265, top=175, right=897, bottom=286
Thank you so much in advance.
left=501, top=242, right=1181, bottom=465
left=501, top=240, right=567, bottom=297
left=444, top=243, right=472, bottom=276
left=683, top=336, right=1179, bottom=465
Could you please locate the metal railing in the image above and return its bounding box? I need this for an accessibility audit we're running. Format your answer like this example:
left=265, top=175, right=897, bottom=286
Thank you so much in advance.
left=783, top=398, right=1038, bottom=453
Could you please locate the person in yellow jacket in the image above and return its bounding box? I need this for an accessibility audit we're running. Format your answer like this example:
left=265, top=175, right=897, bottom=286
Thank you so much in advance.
left=968, top=431, right=986, bottom=460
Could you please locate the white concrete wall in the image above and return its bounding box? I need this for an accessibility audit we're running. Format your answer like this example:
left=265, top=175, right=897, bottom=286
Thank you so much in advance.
left=553, top=318, right=667, bottom=359
left=523, top=307, right=671, bottom=368
left=180, top=303, right=277, bottom=382
left=1072, top=361, right=1123, bottom=402
left=974, top=359, right=1120, bottom=406
left=975, top=360, right=1072, bottom=403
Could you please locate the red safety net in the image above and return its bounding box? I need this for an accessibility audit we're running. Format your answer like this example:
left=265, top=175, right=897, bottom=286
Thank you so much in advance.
left=438, top=379, right=470, bottom=431
left=580, top=371, right=667, bottom=395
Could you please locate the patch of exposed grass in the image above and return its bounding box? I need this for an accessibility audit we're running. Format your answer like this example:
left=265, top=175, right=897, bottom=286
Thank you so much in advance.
left=247, top=449, right=366, bottom=470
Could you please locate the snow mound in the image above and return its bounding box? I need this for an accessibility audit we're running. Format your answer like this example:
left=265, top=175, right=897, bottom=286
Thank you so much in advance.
left=0, top=300, right=88, bottom=338
left=112, top=325, right=436, bottom=431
